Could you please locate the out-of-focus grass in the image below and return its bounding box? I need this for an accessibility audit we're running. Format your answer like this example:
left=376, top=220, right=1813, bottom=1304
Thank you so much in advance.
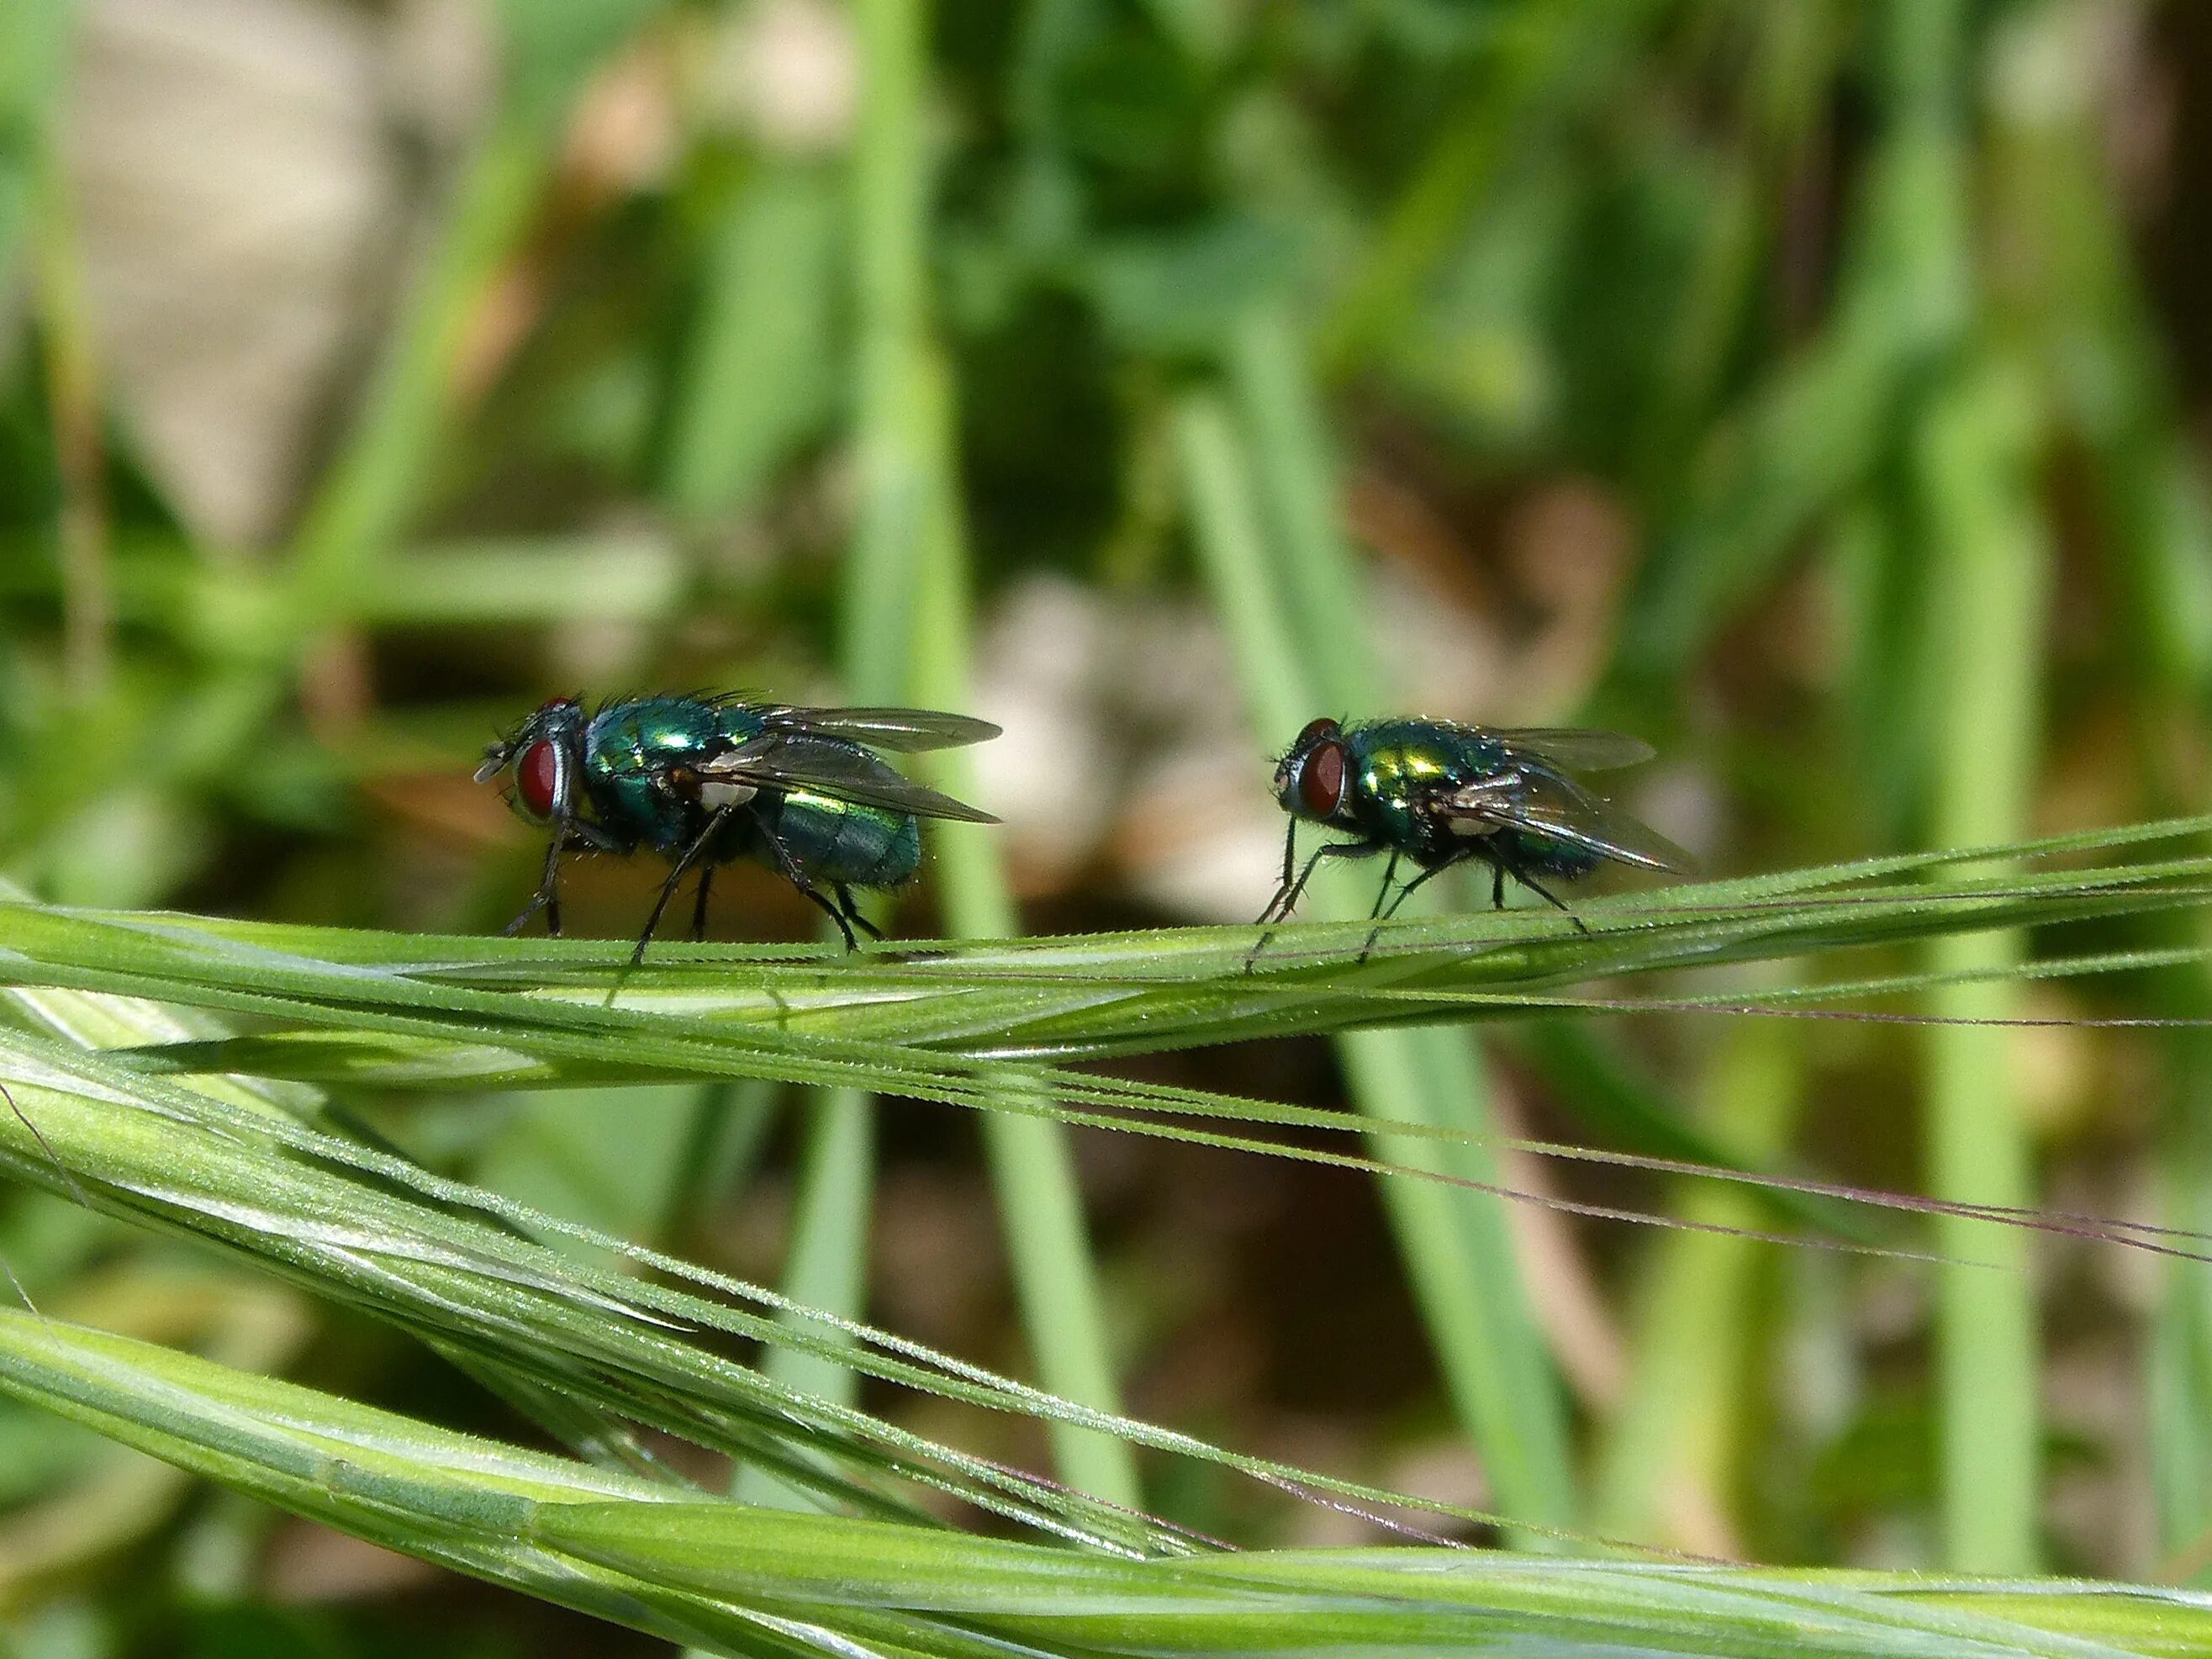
left=2, top=0, right=2211, bottom=1649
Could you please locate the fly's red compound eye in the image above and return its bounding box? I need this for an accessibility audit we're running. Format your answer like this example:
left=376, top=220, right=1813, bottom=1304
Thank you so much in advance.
left=1295, top=716, right=1340, bottom=749
left=517, top=739, right=561, bottom=823
left=1299, top=740, right=1347, bottom=817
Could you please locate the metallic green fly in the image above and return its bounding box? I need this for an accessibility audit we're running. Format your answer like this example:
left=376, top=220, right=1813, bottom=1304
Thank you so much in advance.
left=1260, top=716, right=1691, bottom=946
left=476, top=694, right=999, bottom=959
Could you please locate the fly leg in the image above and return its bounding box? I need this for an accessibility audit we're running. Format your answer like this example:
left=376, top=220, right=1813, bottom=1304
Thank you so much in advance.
left=747, top=806, right=858, bottom=952
left=633, top=807, right=736, bottom=965
left=506, top=830, right=569, bottom=938
left=1359, top=852, right=1468, bottom=962
left=833, top=884, right=885, bottom=943
left=690, top=865, right=714, bottom=943
left=505, top=820, right=616, bottom=937
left=1245, top=839, right=1385, bottom=973
left=1491, top=860, right=1506, bottom=911
left=1505, top=859, right=1591, bottom=936
left=1257, top=821, right=1300, bottom=923
left=1365, top=853, right=1402, bottom=921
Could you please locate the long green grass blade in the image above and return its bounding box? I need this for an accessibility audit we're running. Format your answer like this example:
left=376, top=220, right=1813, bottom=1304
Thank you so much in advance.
left=1593, top=1012, right=1800, bottom=1550
left=840, top=0, right=1135, bottom=1507
left=0, top=0, right=71, bottom=289
left=0, top=1308, right=2207, bottom=1656
left=905, top=372, right=1138, bottom=1506
left=1175, top=383, right=1575, bottom=1532
left=663, top=162, right=842, bottom=520
left=1919, top=356, right=2050, bottom=1572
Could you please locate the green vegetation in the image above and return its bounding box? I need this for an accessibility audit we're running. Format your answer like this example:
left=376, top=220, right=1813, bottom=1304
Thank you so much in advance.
left=3, top=1, right=2212, bottom=1654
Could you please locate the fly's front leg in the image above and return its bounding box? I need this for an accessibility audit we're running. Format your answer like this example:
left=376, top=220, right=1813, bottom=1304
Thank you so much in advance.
left=506, top=832, right=568, bottom=938
left=1257, top=820, right=1300, bottom=924
left=1365, top=853, right=1402, bottom=921
left=1245, top=839, right=1385, bottom=973
left=506, top=819, right=617, bottom=938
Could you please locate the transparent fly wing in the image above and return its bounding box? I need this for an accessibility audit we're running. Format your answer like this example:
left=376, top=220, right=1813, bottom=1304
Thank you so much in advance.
left=1486, top=728, right=1655, bottom=773
left=759, top=705, right=1002, bottom=753
left=1436, top=767, right=1694, bottom=872
left=699, top=737, right=1000, bottom=824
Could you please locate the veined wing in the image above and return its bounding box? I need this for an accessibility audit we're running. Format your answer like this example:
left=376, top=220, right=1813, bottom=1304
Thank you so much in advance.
left=758, top=705, right=1002, bottom=753
left=699, top=736, right=1000, bottom=824
left=1436, top=769, right=1694, bottom=872
left=1486, top=727, right=1655, bottom=773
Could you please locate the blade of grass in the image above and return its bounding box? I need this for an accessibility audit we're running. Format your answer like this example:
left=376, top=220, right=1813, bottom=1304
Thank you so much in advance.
left=0, top=1020, right=1584, bottom=1550
left=734, top=1085, right=873, bottom=1508
left=1991, top=10, right=2212, bottom=1570
left=905, top=357, right=1139, bottom=1507
left=1175, top=383, right=1576, bottom=1535
left=662, top=161, right=842, bottom=521
left=843, top=0, right=1138, bottom=1508
left=0, top=1025, right=1182, bottom=1548
left=0, top=0, right=70, bottom=289
left=0, top=1308, right=777, bottom=1656
left=1592, top=1008, right=1800, bottom=1551
left=2, top=1307, right=2209, bottom=1656
left=1918, top=353, right=2050, bottom=1573
left=9, top=841, right=2212, bottom=1243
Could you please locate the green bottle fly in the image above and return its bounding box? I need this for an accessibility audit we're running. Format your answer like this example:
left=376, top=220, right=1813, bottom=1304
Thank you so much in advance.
left=477, top=694, right=998, bottom=958
left=1261, top=716, right=1689, bottom=943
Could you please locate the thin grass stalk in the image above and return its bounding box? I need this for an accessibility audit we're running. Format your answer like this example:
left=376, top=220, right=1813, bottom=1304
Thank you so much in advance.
left=735, top=1086, right=874, bottom=1508
left=1919, top=356, right=2049, bottom=1573
left=731, top=0, right=937, bottom=1479
left=904, top=358, right=1139, bottom=1507
left=1592, top=1011, right=1798, bottom=1551
left=834, top=0, right=1133, bottom=1509
left=1991, top=10, right=2212, bottom=1565
left=1174, top=387, right=1576, bottom=1535
left=2153, top=1047, right=2212, bottom=1570
left=31, top=159, right=108, bottom=703
left=0, top=0, right=71, bottom=290
left=288, top=114, right=548, bottom=627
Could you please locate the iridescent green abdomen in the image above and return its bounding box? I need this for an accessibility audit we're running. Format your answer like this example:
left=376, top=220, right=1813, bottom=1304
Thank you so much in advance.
left=758, top=789, right=922, bottom=888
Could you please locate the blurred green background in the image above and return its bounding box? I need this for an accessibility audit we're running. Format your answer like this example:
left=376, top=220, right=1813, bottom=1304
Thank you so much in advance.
left=4, top=0, right=2212, bottom=1651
